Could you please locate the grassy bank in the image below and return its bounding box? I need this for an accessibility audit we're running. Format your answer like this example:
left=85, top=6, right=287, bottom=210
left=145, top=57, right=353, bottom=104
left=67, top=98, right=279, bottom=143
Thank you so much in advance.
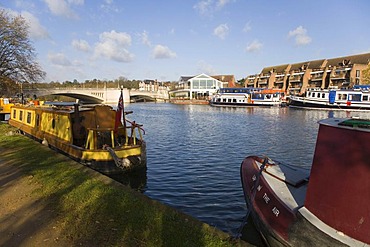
left=0, top=123, right=250, bottom=247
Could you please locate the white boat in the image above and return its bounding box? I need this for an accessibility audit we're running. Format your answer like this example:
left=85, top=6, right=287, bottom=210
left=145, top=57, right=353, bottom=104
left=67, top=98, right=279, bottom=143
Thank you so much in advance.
left=289, top=86, right=370, bottom=111
left=210, top=88, right=285, bottom=107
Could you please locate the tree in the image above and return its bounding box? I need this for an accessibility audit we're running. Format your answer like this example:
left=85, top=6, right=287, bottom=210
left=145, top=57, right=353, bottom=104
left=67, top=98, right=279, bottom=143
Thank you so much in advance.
left=363, top=64, right=370, bottom=85
left=0, top=9, right=45, bottom=96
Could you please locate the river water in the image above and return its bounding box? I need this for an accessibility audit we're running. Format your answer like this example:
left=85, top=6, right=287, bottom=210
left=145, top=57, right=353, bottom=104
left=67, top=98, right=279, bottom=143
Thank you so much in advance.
left=121, top=103, right=370, bottom=244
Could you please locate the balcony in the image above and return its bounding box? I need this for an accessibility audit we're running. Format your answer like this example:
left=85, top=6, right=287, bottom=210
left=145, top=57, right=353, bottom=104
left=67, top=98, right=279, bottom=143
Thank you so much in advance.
left=289, top=75, right=302, bottom=83
left=330, top=71, right=348, bottom=80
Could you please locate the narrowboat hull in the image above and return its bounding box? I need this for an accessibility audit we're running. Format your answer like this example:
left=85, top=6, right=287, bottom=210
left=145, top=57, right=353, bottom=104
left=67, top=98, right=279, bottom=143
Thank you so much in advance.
left=241, top=118, right=370, bottom=246
left=8, top=104, right=146, bottom=175
left=240, top=156, right=348, bottom=246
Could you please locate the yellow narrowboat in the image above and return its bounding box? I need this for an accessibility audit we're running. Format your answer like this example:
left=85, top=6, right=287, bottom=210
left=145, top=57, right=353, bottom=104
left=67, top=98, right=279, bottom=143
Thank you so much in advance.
left=8, top=103, right=146, bottom=175
left=0, top=98, right=14, bottom=121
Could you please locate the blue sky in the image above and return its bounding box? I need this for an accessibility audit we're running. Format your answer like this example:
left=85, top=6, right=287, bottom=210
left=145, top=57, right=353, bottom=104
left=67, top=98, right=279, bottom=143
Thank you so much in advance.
left=1, top=0, right=370, bottom=83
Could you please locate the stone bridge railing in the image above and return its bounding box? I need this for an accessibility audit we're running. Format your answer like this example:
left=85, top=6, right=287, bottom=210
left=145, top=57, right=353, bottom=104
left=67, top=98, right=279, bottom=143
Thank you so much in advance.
left=22, top=88, right=169, bottom=104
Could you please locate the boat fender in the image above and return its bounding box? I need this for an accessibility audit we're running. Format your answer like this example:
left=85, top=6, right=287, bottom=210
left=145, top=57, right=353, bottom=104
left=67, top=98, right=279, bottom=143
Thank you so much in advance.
left=42, top=138, right=49, bottom=146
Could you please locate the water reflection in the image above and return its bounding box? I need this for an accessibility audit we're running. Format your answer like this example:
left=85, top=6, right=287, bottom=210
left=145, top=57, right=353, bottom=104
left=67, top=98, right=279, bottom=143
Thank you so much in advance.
left=120, top=103, right=370, bottom=245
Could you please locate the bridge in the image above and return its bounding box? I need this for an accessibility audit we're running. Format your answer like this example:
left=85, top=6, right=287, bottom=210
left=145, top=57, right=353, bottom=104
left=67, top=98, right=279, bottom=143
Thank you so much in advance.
left=22, top=88, right=169, bottom=104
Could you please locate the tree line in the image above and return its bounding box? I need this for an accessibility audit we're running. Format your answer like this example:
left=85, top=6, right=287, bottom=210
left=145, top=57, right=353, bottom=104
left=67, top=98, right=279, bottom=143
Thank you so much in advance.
left=1, top=8, right=369, bottom=98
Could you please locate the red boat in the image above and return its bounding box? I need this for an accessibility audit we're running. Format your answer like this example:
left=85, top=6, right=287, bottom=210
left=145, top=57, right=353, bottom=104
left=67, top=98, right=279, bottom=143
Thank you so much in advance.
left=240, top=118, right=370, bottom=246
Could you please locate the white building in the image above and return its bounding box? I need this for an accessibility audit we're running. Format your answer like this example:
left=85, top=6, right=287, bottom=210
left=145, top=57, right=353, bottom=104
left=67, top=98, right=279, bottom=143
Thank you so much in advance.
left=170, top=73, right=233, bottom=100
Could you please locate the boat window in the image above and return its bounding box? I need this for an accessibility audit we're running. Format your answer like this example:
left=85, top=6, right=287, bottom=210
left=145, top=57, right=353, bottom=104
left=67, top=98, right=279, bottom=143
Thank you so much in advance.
left=363, top=95, right=369, bottom=101
left=223, top=98, right=226, bottom=102
left=27, top=112, right=31, bottom=124
left=338, top=94, right=347, bottom=100
left=36, top=114, right=40, bottom=126
left=317, top=93, right=320, bottom=98
left=228, top=99, right=232, bottom=103
left=322, top=93, right=325, bottom=98
left=19, top=110, right=23, bottom=121
left=233, top=99, right=237, bottom=103
left=265, top=94, right=271, bottom=99
left=308, top=92, right=311, bottom=97
left=13, top=109, right=16, bottom=119
left=348, top=94, right=361, bottom=101
left=312, top=93, right=315, bottom=98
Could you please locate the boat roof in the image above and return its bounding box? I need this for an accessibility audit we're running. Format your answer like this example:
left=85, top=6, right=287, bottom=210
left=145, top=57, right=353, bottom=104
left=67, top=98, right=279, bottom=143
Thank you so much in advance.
left=255, top=159, right=309, bottom=211
left=319, top=118, right=370, bottom=132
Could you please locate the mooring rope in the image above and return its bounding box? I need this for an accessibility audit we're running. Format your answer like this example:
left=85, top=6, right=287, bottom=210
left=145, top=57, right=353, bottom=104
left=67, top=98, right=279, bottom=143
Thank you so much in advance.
left=103, top=145, right=128, bottom=169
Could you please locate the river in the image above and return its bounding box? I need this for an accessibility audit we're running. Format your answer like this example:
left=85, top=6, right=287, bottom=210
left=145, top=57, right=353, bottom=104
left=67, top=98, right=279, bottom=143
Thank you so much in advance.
left=121, top=103, right=370, bottom=245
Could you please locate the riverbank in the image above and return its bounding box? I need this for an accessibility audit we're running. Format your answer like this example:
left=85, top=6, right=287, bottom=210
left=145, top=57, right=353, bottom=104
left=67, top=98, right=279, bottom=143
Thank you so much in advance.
left=0, top=123, right=251, bottom=247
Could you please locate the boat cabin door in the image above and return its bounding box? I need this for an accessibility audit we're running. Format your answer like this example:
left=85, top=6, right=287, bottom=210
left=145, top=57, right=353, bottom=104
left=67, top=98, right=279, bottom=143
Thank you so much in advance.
left=329, top=90, right=336, bottom=104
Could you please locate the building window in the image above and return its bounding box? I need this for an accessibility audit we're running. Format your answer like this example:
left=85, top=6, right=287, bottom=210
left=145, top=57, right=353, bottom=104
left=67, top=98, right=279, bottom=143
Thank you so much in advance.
left=193, top=80, right=199, bottom=89
left=19, top=110, right=23, bottom=121
left=356, top=70, right=360, bottom=78
left=13, top=109, right=16, bottom=119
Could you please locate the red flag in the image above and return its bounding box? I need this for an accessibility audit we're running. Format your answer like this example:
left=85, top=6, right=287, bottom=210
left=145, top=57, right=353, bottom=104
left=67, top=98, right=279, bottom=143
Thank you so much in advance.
left=114, top=89, right=124, bottom=132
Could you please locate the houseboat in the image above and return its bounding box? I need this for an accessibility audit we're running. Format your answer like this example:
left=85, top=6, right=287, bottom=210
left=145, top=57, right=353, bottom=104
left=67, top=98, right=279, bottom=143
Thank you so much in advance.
left=0, top=98, right=14, bottom=121
left=289, top=86, right=370, bottom=110
left=240, top=117, right=370, bottom=246
left=210, top=88, right=285, bottom=107
left=8, top=102, right=146, bottom=175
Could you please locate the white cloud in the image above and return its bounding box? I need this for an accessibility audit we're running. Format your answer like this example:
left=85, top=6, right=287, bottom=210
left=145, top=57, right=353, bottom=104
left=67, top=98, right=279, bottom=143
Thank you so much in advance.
left=100, top=0, right=120, bottom=13
left=152, top=45, right=176, bottom=59
left=197, top=60, right=216, bottom=75
left=48, top=52, right=72, bottom=66
left=94, top=30, right=134, bottom=62
left=72, top=39, right=90, bottom=52
left=243, top=21, right=252, bottom=33
left=43, top=0, right=78, bottom=19
left=193, top=0, right=213, bottom=16
left=15, top=0, right=36, bottom=9
left=288, top=26, right=312, bottom=46
left=68, top=0, right=84, bottom=5
left=194, top=0, right=233, bottom=16
left=213, top=23, right=229, bottom=40
left=139, top=30, right=151, bottom=47
left=246, top=40, right=263, bottom=52
left=216, top=0, right=232, bottom=8
left=6, top=9, right=49, bottom=40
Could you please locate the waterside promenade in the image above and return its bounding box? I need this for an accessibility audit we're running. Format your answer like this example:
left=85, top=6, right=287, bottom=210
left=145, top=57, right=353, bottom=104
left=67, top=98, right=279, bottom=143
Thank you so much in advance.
left=0, top=123, right=251, bottom=247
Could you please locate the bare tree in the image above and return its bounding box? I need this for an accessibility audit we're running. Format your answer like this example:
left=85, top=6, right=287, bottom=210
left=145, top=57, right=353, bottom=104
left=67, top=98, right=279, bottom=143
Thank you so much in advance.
left=0, top=9, right=45, bottom=96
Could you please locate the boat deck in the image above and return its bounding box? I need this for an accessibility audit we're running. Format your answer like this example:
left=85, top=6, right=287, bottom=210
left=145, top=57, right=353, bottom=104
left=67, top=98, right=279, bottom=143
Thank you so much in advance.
left=256, top=159, right=310, bottom=211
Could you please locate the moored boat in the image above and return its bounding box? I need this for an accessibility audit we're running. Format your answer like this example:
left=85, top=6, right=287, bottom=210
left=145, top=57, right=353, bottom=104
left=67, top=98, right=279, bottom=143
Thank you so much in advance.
left=240, top=117, right=370, bottom=246
left=289, top=86, right=370, bottom=111
left=0, top=98, right=14, bottom=121
left=210, top=88, right=285, bottom=107
left=8, top=92, right=146, bottom=175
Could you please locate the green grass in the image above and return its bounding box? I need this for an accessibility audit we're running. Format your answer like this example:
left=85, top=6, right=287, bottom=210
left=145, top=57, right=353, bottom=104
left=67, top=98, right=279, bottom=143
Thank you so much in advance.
left=0, top=123, right=248, bottom=246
